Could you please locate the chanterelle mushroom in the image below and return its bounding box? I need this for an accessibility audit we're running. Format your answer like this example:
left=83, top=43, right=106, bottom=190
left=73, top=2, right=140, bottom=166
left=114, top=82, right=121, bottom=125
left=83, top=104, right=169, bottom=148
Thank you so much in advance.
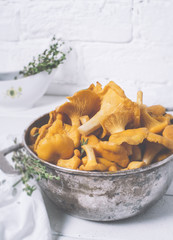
left=147, top=132, right=173, bottom=150
left=147, top=105, right=166, bottom=117
left=78, top=81, right=140, bottom=136
left=81, top=135, right=130, bottom=168
left=33, top=110, right=58, bottom=150
left=57, top=149, right=81, bottom=170
left=56, top=89, right=101, bottom=127
left=35, top=134, right=74, bottom=163
left=142, top=132, right=173, bottom=165
left=98, top=142, right=130, bottom=167
left=44, top=119, right=80, bottom=148
left=88, top=81, right=102, bottom=94
left=79, top=145, right=99, bottom=171
left=127, top=161, right=146, bottom=170
left=109, top=128, right=148, bottom=146
left=140, top=106, right=170, bottom=133
left=142, top=141, right=164, bottom=165
left=137, top=90, right=169, bottom=133
left=163, top=125, right=173, bottom=141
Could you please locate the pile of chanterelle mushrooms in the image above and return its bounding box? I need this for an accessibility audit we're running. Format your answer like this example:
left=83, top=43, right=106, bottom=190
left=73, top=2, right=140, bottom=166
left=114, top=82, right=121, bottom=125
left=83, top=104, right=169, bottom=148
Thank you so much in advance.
left=29, top=81, right=173, bottom=172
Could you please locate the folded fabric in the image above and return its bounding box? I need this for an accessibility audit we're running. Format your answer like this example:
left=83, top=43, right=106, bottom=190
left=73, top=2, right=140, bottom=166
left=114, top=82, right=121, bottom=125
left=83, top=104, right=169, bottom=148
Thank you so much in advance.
left=0, top=134, right=52, bottom=240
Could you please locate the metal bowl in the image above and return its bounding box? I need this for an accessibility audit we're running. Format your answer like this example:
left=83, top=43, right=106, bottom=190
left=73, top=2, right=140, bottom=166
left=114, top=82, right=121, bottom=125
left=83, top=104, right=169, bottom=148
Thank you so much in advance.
left=22, top=113, right=173, bottom=221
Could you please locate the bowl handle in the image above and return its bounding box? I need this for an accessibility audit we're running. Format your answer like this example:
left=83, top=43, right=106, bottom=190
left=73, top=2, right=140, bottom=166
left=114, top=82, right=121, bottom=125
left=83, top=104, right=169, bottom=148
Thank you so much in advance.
left=0, top=143, right=23, bottom=174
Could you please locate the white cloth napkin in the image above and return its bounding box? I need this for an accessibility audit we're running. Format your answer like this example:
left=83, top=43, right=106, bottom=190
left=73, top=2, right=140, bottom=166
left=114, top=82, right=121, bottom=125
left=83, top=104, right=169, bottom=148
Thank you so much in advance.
left=0, top=134, right=52, bottom=240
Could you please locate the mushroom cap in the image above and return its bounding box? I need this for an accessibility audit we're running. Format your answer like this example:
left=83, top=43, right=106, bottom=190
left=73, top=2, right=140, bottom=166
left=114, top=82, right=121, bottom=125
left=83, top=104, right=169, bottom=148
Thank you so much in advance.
left=146, top=132, right=173, bottom=150
left=127, top=161, right=146, bottom=170
left=108, top=165, right=118, bottom=172
left=35, top=134, right=74, bottom=163
left=163, top=125, right=173, bottom=141
left=97, top=157, right=117, bottom=168
left=88, top=81, right=102, bottom=94
left=81, top=134, right=100, bottom=146
left=140, top=106, right=169, bottom=133
left=109, top=128, right=148, bottom=145
left=147, top=105, right=166, bottom=116
left=43, top=119, right=80, bottom=148
left=33, top=110, right=60, bottom=150
left=94, top=142, right=130, bottom=168
left=100, top=99, right=140, bottom=136
left=56, top=89, right=101, bottom=126
left=98, top=81, right=126, bottom=99
left=78, top=82, right=140, bottom=136
left=57, top=149, right=81, bottom=169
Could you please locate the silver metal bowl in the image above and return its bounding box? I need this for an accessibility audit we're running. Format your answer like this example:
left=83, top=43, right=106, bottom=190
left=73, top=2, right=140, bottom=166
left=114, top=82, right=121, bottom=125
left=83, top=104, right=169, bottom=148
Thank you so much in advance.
left=1, top=113, right=173, bottom=221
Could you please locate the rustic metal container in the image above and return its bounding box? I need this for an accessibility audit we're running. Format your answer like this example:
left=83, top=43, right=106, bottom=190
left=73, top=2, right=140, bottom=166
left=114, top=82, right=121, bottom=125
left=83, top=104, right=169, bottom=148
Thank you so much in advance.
left=1, top=113, right=173, bottom=221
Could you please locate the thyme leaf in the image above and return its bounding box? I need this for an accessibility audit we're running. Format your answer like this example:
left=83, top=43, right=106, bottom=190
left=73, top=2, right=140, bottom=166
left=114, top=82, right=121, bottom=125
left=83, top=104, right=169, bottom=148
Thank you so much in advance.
left=80, top=138, right=89, bottom=157
left=12, top=147, right=60, bottom=196
left=15, top=36, right=72, bottom=79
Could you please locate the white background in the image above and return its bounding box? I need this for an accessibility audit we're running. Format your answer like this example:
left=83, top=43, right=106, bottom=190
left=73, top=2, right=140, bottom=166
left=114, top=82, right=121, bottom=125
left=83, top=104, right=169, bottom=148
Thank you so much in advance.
left=0, top=0, right=173, bottom=107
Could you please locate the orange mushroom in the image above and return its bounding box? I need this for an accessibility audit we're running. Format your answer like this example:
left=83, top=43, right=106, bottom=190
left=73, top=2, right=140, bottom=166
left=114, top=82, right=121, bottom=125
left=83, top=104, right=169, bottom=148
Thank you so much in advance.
left=97, top=157, right=118, bottom=172
left=57, top=149, right=81, bottom=170
left=146, top=132, right=173, bottom=150
left=78, top=82, right=140, bottom=136
left=56, top=89, right=101, bottom=127
left=38, top=119, right=80, bottom=148
left=88, top=81, right=102, bottom=94
left=127, top=161, right=146, bottom=170
left=140, top=105, right=169, bottom=133
left=147, top=105, right=166, bottom=116
left=94, top=141, right=130, bottom=168
left=80, top=115, right=90, bottom=125
left=163, top=125, right=173, bottom=141
left=109, top=128, right=148, bottom=146
left=142, top=132, right=173, bottom=165
left=142, top=141, right=164, bottom=165
left=79, top=144, right=108, bottom=171
left=28, top=80, right=173, bottom=172
left=35, top=134, right=74, bottom=163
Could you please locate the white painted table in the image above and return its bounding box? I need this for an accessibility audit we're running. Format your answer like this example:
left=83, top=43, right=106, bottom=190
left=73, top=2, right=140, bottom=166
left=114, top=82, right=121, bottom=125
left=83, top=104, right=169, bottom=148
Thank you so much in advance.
left=1, top=95, right=173, bottom=240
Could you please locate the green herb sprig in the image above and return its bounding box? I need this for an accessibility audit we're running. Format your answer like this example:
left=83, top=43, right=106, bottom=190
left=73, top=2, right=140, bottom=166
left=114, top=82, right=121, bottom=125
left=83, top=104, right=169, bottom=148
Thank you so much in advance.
left=80, top=138, right=88, bottom=157
left=15, top=36, right=72, bottom=79
left=12, top=148, right=60, bottom=196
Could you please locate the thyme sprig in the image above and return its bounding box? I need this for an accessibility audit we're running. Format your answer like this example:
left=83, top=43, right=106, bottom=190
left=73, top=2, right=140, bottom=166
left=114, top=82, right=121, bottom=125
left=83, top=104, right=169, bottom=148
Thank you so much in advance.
left=15, top=36, right=72, bottom=79
left=80, top=138, right=89, bottom=157
left=12, top=148, right=60, bottom=196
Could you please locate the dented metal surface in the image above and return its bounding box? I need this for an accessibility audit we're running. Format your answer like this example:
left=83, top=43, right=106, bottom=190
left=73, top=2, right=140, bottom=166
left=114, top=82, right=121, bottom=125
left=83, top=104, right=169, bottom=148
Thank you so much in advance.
left=37, top=158, right=173, bottom=221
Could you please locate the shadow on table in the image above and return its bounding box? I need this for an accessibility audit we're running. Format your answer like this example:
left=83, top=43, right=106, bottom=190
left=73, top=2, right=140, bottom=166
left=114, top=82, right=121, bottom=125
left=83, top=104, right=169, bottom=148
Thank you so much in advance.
left=41, top=190, right=69, bottom=239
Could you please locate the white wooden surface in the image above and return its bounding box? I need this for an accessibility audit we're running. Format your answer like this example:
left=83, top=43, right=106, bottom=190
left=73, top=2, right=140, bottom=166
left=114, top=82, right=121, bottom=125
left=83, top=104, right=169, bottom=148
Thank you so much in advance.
left=0, top=95, right=173, bottom=240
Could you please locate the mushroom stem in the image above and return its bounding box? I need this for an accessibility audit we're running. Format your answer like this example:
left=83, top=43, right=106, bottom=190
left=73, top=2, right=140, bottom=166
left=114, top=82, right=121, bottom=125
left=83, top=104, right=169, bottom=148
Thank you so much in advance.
left=81, top=145, right=98, bottom=170
left=78, top=112, right=101, bottom=136
left=137, top=90, right=143, bottom=106
left=142, top=142, right=163, bottom=165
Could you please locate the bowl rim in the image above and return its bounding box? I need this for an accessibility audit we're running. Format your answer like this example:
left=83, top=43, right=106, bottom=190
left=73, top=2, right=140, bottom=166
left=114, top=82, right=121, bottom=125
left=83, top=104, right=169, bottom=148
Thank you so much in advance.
left=23, top=113, right=173, bottom=177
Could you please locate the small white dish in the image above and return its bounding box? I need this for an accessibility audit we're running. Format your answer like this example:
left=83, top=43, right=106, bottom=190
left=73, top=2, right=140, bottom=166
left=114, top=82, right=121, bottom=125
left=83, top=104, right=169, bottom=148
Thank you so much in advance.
left=0, top=71, right=53, bottom=110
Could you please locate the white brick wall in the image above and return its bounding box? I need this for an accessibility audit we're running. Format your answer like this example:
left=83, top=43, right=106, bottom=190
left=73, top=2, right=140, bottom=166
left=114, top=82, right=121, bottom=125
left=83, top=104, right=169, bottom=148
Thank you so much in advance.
left=0, top=0, right=173, bottom=107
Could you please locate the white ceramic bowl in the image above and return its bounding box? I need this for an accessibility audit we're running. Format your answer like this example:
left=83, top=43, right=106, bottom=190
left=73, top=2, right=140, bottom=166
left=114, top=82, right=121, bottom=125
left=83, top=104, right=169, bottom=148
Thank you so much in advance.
left=0, top=71, right=53, bottom=110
